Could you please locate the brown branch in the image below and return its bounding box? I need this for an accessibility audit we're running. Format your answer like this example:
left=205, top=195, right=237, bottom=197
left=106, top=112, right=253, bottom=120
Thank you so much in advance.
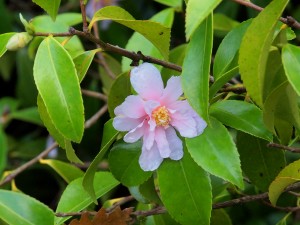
left=84, top=104, right=108, bottom=129
left=79, top=0, right=89, bottom=33
left=81, top=89, right=108, bottom=101
left=219, top=86, right=246, bottom=94
left=232, top=0, right=300, bottom=30
left=34, top=28, right=182, bottom=72
left=267, top=143, right=300, bottom=153
left=0, top=142, right=58, bottom=186
left=107, top=195, right=135, bottom=213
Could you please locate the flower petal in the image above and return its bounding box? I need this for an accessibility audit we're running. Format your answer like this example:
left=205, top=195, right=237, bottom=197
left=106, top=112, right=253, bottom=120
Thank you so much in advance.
left=192, top=111, right=207, bottom=135
left=139, top=142, right=163, bottom=171
left=160, top=76, right=183, bottom=105
left=170, top=112, right=198, bottom=138
left=116, top=95, right=146, bottom=118
left=113, top=116, right=143, bottom=131
left=143, top=126, right=155, bottom=150
left=124, top=120, right=146, bottom=143
left=155, top=127, right=171, bottom=158
left=165, top=127, right=183, bottom=160
left=130, top=63, right=164, bottom=100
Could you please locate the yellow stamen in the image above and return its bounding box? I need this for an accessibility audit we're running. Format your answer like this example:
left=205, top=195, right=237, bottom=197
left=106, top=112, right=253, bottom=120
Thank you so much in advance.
left=152, top=106, right=170, bottom=127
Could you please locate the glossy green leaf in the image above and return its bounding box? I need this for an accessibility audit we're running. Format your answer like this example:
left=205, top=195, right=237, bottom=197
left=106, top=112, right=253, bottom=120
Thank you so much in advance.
left=158, top=147, right=212, bottom=225
left=213, top=20, right=251, bottom=80
left=0, top=190, right=54, bottom=225
left=211, top=209, right=232, bottom=225
left=237, top=132, right=285, bottom=191
left=37, top=95, right=82, bottom=163
left=155, top=0, right=182, bottom=10
left=55, top=172, right=119, bottom=225
left=122, top=8, right=174, bottom=71
left=0, top=33, right=15, bottom=58
left=213, top=13, right=239, bottom=36
left=89, top=6, right=171, bottom=60
left=33, top=36, right=84, bottom=143
left=31, top=15, right=84, bottom=57
left=10, top=107, right=43, bottom=126
left=282, top=44, right=300, bottom=96
left=185, top=0, right=221, bottom=39
left=56, top=13, right=82, bottom=26
left=182, top=15, right=212, bottom=122
left=73, top=49, right=101, bottom=82
left=239, top=0, right=289, bottom=107
left=0, top=128, right=7, bottom=175
left=276, top=213, right=291, bottom=225
left=32, top=0, right=61, bottom=21
left=109, top=140, right=152, bottom=186
left=83, top=119, right=119, bottom=203
left=210, top=100, right=273, bottom=141
left=263, top=81, right=300, bottom=138
left=186, top=117, right=244, bottom=188
left=108, top=72, right=131, bottom=117
left=40, top=159, right=84, bottom=183
left=269, top=159, right=300, bottom=205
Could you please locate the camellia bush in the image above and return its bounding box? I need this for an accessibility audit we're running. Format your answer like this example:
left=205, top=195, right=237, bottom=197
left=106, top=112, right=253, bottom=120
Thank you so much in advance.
left=1, top=0, right=300, bottom=224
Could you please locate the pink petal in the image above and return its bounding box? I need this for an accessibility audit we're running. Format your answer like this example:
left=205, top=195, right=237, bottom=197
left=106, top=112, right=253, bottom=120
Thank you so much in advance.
left=113, top=116, right=143, bottom=131
left=170, top=112, right=198, bottom=138
left=116, top=95, right=146, bottom=118
left=124, top=120, right=146, bottom=143
left=160, top=76, right=182, bottom=105
left=143, top=127, right=155, bottom=150
left=155, top=127, right=171, bottom=158
left=144, top=100, right=160, bottom=115
left=192, top=111, right=207, bottom=135
left=165, top=127, right=183, bottom=160
left=130, top=63, right=164, bottom=100
left=114, top=105, right=123, bottom=115
left=139, top=142, right=163, bottom=171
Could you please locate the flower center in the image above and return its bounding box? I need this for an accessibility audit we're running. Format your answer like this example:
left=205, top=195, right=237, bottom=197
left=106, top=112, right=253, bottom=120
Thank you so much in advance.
left=152, top=106, right=170, bottom=127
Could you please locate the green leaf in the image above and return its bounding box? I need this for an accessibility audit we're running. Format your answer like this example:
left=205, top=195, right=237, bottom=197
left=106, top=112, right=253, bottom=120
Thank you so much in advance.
left=185, top=0, right=221, bottom=39
left=0, top=190, right=54, bottom=225
left=0, top=128, right=7, bottom=175
left=239, top=0, right=289, bottom=107
left=40, top=159, right=84, bottom=183
left=211, top=209, right=232, bottom=225
left=210, top=100, right=273, bottom=141
left=186, top=117, right=244, bottom=188
left=122, top=8, right=174, bottom=71
left=82, top=119, right=119, bottom=203
left=10, top=107, right=43, bottom=126
left=282, top=44, right=300, bottom=96
left=213, top=19, right=251, bottom=80
left=0, top=33, right=15, bottom=58
left=269, top=159, right=300, bottom=205
left=108, top=72, right=131, bottom=117
left=55, top=172, right=119, bottom=225
left=31, top=15, right=84, bottom=57
left=154, top=0, right=182, bottom=10
left=37, top=95, right=82, bottom=163
left=237, top=132, right=285, bottom=191
left=109, top=140, right=152, bottom=186
left=73, top=49, right=101, bottom=83
left=213, top=13, right=239, bottom=36
left=89, top=6, right=171, bottom=60
left=33, top=36, right=84, bottom=143
left=182, top=15, right=212, bottom=122
left=56, top=13, right=82, bottom=26
left=157, top=147, right=212, bottom=225
left=32, top=0, right=61, bottom=21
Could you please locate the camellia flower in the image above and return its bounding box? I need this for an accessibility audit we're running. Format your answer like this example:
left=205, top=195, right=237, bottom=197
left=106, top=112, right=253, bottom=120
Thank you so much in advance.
left=113, top=63, right=207, bottom=171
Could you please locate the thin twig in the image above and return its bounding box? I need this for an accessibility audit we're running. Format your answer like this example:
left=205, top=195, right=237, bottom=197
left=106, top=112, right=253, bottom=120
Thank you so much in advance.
left=81, top=89, right=108, bottom=101
left=0, top=142, right=58, bottom=186
left=107, top=196, right=135, bottom=213
left=232, top=0, right=300, bottom=29
left=84, top=104, right=108, bottom=129
left=219, top=86, right=246, bottom=94
left=262, top=200, right=300, bottom=212
left=267, top=143, right=300, bottom=153
left=79, top=0, right=89, bottom=32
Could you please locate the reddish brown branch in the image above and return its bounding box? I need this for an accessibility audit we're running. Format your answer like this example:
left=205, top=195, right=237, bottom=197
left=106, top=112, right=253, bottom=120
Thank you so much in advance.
left=267, top=143, right=300, bottom=153
left=232, top=0, right=300, bottom=29
left=79, top=0, right=89, bottom=32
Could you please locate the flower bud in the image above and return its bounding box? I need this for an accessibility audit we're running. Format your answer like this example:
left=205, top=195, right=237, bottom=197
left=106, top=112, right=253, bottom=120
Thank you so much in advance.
left=6, top=32, right=33, bottom=51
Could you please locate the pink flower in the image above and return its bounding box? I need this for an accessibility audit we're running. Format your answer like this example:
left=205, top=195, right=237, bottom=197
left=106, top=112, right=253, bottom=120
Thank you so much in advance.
left=113, top=63, right=207, bottom=171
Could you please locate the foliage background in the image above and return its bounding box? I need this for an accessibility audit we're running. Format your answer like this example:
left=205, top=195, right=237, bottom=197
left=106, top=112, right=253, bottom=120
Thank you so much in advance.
left=1, top=0, right=300, bottom=224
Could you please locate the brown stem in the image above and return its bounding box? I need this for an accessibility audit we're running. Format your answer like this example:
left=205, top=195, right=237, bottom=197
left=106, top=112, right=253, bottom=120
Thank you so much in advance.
left=79, top=0, right=89, bottom=32
left=84, top=104, right=108, bottom=129
left=81, top=89, right=108, bottom=101
left=219, top=86, right=246, bottom=94
left=267, top=143, right=300, bottom=153
left=232, top=0, right=300, bottom=30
